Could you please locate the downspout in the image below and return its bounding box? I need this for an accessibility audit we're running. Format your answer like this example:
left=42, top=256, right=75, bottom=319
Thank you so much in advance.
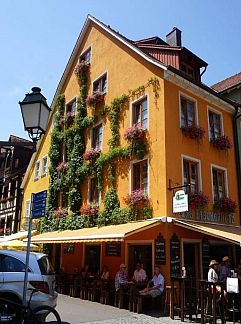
left=233, top=105, right=241, bottom=225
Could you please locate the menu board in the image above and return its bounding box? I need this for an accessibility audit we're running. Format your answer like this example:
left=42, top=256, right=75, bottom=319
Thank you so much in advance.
left=202, top=237, right=210, bottom=279
left=170, top=233, right=180, bottom=276
left=155, top=233, right=166, bottom=265
left=105, top=242, right=121, bottom=256
left=63, top=244, right=75, bottom=254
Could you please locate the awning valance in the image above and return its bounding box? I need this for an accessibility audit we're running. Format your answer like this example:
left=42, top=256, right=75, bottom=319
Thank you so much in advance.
left=174, top=219, right=241, bottom=246
left=29, top=219, right=160, bottom=244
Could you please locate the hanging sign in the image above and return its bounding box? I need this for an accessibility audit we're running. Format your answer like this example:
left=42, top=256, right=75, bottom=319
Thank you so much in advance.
left=173, top=190, right=188, bottom=213
left=32, top=190, right=47, bottom=219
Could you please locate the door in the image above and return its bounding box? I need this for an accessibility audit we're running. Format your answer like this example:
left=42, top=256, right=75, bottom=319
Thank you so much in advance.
left=128, top=244, right=152, bottom=279
left=85, top=245, right=100, bottom=275
left=183, top=242, right=201, bottom=287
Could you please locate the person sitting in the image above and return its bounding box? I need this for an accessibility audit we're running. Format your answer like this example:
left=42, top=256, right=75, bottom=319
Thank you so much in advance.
left=80, top=264, right=91, bottom=278
left=115, top=264, right=129, bottom=291
left=100, top=265, right=110, bottom=280
left=140, top=265, right=164, bottom=298
left=133, top=263, right=147, bottom=283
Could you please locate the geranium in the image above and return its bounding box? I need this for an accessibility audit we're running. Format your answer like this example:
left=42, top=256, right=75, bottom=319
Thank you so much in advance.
left=188, top=192, right=209, bottom=210
left=56, top=161, right=68, bottom=173
left=83, top=149, right=100, bottom=162
left=181, top=125, right=205, bottom=141
left=124, top=124, right=146, bottom=142
left=85, top=92, right=103, bottom=107
left=81, top=204, right=99, bottom=216
left=211, top=135, right=232, bottom=150
left=74, top=60, right=89, bottom=78
left=53, top=207, right=68, bottom=218
left=214, top=197, right=237, bottom=213
left=124, top=189, right=150, bottom=208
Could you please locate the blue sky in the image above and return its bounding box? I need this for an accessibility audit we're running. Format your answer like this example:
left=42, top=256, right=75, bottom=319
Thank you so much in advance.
left=1, top=0, right=241, bottom=140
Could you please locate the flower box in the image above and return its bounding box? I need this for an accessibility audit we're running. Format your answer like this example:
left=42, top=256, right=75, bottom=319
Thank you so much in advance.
left=213, top=197, right=237, bottom=213
left=74, top=60, right=90, bottom=78
left=53, top=207, right=68, bottom=218
left=124, top=124, right=146, bottom=142
left=83, top=149, right=100, bottom=162
left=211, top=135, right=232, bottom=150
left=86, top=92, right=103, bottom=107
left=56, top=161, right=68, bottom=173
left=188, top=192, right=209, bottom=210
left=181, top=125, right=205, bottom=141
left=124, top=189, right=150, bottom=208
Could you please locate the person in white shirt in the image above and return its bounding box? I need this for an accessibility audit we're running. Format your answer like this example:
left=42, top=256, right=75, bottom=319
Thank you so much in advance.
left=140, top=265, right=164, bottom=298
left=208, top=260, right=219, bottom=282
left=133, top=263, right=147, bottom=283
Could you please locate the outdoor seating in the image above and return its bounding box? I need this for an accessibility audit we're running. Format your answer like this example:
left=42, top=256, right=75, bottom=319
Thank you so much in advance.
left=100, top=279, right=115, bottom=305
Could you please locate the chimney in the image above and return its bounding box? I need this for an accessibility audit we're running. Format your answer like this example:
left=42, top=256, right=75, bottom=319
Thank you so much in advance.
left=166, top=27, right=182, bottom=47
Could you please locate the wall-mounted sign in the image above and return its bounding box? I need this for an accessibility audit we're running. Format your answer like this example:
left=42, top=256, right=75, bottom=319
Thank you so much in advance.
left=105, top=242, right=121, bottom=257
left=155, top=233, right=166, bottom=265
left=63, top=244, right=75, bottom=254
left=173, top=190, right=188, bottom=213
left=170, top=233, right=181, bottom=276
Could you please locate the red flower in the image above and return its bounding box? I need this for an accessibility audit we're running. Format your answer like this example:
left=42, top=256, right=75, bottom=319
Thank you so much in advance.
left=83, top=149, right=100, bottom=162
left=81, top=205, right=99, bottom=216
left=181, top=125, right=205, bottom=141
left=211, top=135, right=232, bottom=150
left=189, top=192, right=209, bottom=210
left=124, top=124, right=146, bottom=142
left=124, top=189, right=150, bottom=208
left=214, top=197, right=237, bottom=213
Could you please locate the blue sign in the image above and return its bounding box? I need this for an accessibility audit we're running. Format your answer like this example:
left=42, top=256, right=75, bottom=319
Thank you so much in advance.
left=32, top=190, right=47, bottom=219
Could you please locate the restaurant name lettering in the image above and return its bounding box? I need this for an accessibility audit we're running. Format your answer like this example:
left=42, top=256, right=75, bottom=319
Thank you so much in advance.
left=181, top=210, right=234, bottom=224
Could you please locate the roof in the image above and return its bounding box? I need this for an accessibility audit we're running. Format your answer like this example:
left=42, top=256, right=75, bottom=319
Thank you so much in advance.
left=29, top=219, right=160, bottom=244
left=212, top=71, right=241, bottom=93
left=174, top=219, right=241, bottom=246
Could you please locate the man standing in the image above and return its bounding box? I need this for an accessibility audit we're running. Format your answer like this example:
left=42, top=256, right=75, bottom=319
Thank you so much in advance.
left=140, top=265, right=164, bottom=298
left=219, top=256, right=231, bottom=281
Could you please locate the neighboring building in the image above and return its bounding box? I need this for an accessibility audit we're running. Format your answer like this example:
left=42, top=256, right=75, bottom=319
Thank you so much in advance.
left=21, top=16, right=241, bottom=284
left=0, top=135, right=33, bottom=236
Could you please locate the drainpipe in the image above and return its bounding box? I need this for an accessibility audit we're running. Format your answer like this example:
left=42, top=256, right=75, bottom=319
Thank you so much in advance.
left=233, top=105, right=241, bottom=225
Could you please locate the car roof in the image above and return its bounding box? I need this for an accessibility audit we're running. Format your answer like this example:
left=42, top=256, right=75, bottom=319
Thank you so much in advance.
left=0, top=249, right=46, bottom=261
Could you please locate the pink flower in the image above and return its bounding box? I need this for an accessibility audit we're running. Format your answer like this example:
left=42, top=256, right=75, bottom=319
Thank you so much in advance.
left=214, top=197, right=237, bottom=213
left=85, top=92, right=103, bottom=107
left=124, top=124, right=146, bottom=142
left=56, top=162, right=68, bottom=173
left=74, top=60, right=89, bottom=77
left=211, top=135, right=232, bottom=150
left=181, top=125, right=205, bottom=141
left=81, top=205, right=99, bottom=216
left=83, top=149, right=100, bottom=162
left=188, top=192, right=209, bottom=209
left=53, top=207, right=68, bottom=218
left=124, top=189, right=150, bottom=208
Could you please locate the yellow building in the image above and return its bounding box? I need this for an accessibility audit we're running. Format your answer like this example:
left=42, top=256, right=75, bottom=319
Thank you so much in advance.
left=22, top=16, right=241, bottom=283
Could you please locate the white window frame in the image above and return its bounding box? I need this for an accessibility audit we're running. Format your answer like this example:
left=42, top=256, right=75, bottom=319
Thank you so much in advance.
left=87, top=178, right=101, bottom=205
left=181, top=154, right=202, bottom=191
left=210, top=164, right=228, bottom=203
left=129, top=156, right=149, bottom=195
left=65, top=97, right=77, bottom=116
left=92, top=71, right=108, bottom=95
left=79, top=45, right=92, bottom=64
left=130, top=94, right=149, bottom=129
left=41, top=156, right=48, bottom=177
left=34, top=160, right=40, bottom=180
left=25, top=200, right=31, bottom=218
left=90, top=121, right=103, bottom=151
left=179, top=91, right=199, bottom=128
left=207, top=106, right=224, bottom=141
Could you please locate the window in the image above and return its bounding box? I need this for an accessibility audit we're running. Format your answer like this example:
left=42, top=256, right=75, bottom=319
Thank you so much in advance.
left=93, top=73, right=107, bottom=94
left=89, top=178, right=99, bottom=204
left=91, top=124, right=103, bottom=151
left=66, top=99, right=76, bottom=116
left=34, top=161, right=40, bottom=180
left=212, top=167, right=226, bottom=202
left=25, top=200, right=31, bottom=218
left=209, top=110, right=222, bottom=140
left=183, top=159, right=199, bottom=194
left=132, top=159, right=148, bottom=193
left=181, top=97, right=196, bottom=128
left=0, top=255, right=26, bottom=272
left=80, top=47, right=91, bottom=64
left=42, top=156, right=48, bottom=177
left=132, top=98, right=148, bottom=128
left=180, top=63, right=195, bottom=79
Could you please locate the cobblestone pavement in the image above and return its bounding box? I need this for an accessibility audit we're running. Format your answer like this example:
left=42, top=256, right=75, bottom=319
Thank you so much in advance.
left=83, top=314, right=179, bottom=324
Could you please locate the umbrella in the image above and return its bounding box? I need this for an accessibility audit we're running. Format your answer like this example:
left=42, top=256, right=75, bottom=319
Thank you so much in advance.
left=0, top=239, right=40, bottom=251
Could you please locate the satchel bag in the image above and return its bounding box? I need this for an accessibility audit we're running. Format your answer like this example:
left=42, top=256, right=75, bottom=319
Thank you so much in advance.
left=226, top=277, right=239, bottom=293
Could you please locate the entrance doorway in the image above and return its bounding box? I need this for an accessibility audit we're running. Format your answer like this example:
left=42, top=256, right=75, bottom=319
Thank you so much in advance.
left=183, top=242, right=200, bottom=287
left=85, top=245, right=100, bottom=274
left=128, top=244, right=152, bottom=279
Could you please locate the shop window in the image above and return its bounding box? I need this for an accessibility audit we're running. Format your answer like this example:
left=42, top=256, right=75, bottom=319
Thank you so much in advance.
left=41, top=156, right=48, bottom=177
left=208, top=110, right=222, bottom=141
left=79, top=47, right=91, bottom=64
left=34, top=161, right=40, bottom=180
left=132, top=159, right=148, bottom=193
left=91, top=124, right=103, bottom=151
left=93, top=73, right=107, bottom=94
left=89, top=178, right=99, bottom=204
left=183, top=158, right=199, bottom=194
left=181, top=97, right=196, bottom=128
left=132, top=97, right=148, bottom=128
left=66, top=99, right=76, bottom=116
left=212, top=167, right=226, bottom=202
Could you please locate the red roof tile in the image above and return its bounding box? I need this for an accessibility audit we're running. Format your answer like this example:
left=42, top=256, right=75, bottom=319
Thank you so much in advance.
left=212, top=72, right=241, bottom=93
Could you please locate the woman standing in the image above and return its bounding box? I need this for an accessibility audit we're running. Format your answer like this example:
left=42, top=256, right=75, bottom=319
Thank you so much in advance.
left=208, top=260, right=219, bottom=282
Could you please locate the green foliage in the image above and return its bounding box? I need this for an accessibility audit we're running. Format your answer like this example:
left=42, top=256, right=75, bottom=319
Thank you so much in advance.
left=131, top=141, right=148, bottom=160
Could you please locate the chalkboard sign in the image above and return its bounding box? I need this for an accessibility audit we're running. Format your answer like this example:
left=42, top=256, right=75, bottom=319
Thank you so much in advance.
left=63, top=244, right=75, bottom=254
left=155, top=233, right=166, bottom=265
left=170, top=233, right=180, bottom=276
left=202, top=237, right=210, bottom=279
left=105, top=242, right=121, bottom=257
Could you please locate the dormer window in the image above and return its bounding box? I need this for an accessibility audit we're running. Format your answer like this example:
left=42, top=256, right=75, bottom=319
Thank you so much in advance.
left=180, top=63, right=195, bottom=79
left=79, top=47, right=91, bottom=64
left=93, top=73, right=107, bottom=94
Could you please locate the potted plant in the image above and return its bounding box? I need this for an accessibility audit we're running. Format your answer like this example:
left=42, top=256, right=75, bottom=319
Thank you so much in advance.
left=83, top=149, right=100, bottom=163
left=124, top=124, right=146, bottom=143
left=181, top=125, right=205, bottom=141
left=74, top=60, right=90, bottom=78
left=85, top=92, right=103, bottom=107
left=124, top=189, right=150, bottom=208
left=188, top=192, right=209, bottom=210
left=211, top=135, right=232, bottom=150
left=213, top=197, right=237, bottom=213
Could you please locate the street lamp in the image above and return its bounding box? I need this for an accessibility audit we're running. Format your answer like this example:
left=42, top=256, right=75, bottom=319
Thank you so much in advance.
left=19, top=87, right=51, bottom=305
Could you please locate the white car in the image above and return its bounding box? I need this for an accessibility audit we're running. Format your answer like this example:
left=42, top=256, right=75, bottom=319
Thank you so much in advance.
left=0, top=249, right=57, bottom=310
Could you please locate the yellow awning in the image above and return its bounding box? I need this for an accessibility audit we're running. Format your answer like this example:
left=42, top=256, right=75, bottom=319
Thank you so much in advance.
left=29, top=219, right=160, bottom=244
left=174, top=219, right=241, bottom=245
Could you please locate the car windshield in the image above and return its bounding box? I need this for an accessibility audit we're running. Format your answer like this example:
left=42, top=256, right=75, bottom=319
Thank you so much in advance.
left=37, top=256, right=55, bottom=275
